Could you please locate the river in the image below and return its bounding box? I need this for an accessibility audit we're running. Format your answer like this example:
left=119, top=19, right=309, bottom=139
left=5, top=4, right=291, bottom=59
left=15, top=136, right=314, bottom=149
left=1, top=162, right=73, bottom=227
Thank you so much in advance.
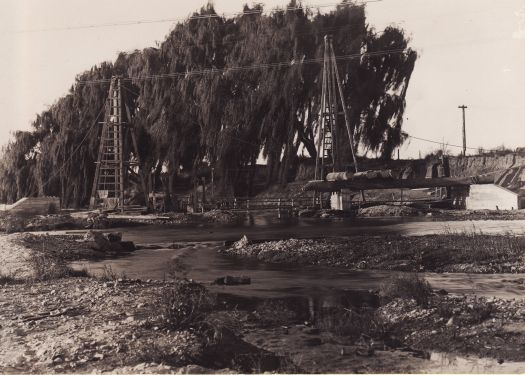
left=70, top=215, right=525, bottom=373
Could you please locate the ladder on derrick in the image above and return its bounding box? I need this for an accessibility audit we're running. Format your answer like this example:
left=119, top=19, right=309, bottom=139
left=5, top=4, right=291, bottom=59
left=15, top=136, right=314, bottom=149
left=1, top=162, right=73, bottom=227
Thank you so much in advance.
left=89, top=76, right=147, bottom=212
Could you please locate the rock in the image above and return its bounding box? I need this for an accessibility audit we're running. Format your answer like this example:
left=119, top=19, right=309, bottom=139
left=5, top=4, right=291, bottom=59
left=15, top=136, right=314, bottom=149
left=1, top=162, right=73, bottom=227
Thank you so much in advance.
left=303, top=327, right=320, bottom=335
left=355, top=347, right=374, bottom=356
left=83, top=230, right=127, bottom=252
left=120, top=241, right=136, bottom=252
left=86, top=212, right=109, bottom=229
left=304, top=337, right=322, bottom=347
left=52, top=355, right=64, bottom=364
left=177, top=364, right=213, bottom=374
left=446, top=317, right=454, bottom=326
left=213, top=276, right=251, bottom=286
left=298, top=209, right=316, bottom=218
left=436, top=289, right=448, bottom=295
left=232, top=236, right=249, bottom=250
left=103, top=232, right=122, bottom=242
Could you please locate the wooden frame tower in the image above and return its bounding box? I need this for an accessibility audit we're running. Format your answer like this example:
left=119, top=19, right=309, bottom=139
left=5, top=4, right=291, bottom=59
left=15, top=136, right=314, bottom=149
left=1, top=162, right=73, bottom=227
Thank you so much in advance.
left=89, top=76, right=147, bottom=212
left=315, top=35, right=360, bottom=181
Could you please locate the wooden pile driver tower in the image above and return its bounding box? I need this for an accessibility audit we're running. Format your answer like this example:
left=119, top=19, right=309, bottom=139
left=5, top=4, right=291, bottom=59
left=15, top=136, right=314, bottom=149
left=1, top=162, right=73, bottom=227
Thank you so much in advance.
left=89, top=76, right=148, bottom=212
left=315, top=35, right=359, bottom=180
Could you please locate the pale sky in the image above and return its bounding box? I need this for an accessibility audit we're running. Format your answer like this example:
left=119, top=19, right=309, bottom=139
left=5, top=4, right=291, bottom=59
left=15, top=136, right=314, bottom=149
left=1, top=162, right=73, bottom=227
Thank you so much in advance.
left=1, top=0, right=525, bottom=158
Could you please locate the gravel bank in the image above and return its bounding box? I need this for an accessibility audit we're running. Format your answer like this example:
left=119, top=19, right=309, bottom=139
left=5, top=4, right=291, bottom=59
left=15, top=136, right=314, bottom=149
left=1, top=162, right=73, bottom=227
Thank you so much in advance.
left=223, top=233, right=525, bottom=273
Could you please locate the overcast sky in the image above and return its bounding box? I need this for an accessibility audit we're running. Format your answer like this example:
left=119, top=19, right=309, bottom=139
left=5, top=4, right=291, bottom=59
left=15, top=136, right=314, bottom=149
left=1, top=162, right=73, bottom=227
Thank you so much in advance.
left=2, top=0, right=525, bottom=158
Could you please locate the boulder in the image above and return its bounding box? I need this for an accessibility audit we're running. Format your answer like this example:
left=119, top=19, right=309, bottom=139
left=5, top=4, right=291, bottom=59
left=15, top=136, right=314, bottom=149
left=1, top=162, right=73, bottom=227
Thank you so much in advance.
left=83, top=230, right=126, bottom=252
left=103, top=232, right=122, bottom=242
left=232, top=235, right=249, bottom=250
left=213, top=276, right=251, bottom=286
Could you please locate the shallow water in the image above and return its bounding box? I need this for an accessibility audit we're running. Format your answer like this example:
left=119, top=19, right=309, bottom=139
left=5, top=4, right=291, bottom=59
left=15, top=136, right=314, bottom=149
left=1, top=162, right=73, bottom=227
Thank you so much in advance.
left=424, top=352, right=525, bottom=373
left=59, top=213, right=525, bottom=243
left=74, top=242, right=525, bottom=300
left=70, top=217, right=525, bottom=374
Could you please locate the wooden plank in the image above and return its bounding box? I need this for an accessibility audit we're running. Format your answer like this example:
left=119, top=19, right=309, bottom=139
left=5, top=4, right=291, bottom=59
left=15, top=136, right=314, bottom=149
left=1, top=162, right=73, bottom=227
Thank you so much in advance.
left=303, top=177, right=474, bottom=192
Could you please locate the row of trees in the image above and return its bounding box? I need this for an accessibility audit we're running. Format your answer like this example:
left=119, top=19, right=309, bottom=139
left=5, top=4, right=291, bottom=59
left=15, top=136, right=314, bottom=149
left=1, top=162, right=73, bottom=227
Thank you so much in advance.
left=0, top=1, right=417, bottom=207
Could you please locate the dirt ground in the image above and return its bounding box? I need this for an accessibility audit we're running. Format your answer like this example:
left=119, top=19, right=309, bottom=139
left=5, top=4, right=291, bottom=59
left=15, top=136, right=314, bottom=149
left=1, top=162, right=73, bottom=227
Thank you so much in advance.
left=3, top=232, right=525, bottom=373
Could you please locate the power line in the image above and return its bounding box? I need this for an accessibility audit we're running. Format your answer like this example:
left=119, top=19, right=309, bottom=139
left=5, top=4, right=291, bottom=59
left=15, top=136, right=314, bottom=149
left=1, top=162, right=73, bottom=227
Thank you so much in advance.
left=407, top=134, right=499, bottom=153
left=13, top=1, right=382, bottom=34
left=77, top=48, right=409, bottom=85
left=146, top=22, right=391, bottom=50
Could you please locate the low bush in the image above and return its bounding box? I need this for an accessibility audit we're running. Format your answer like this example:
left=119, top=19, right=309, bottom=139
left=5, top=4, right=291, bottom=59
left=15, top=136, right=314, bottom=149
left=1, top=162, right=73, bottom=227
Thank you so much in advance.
left=0, top=272, right=17, bottom=285
left=160, top=280, right=215, bottom=330
left=379, top=273, right=432, bottom=307
left=1, top=213, right=29, bottom=233
left=466, top=297, right=494, bottom=324
left=316, top=306, right=382, bottom=341
left=28, top=252, right=88, bottom=281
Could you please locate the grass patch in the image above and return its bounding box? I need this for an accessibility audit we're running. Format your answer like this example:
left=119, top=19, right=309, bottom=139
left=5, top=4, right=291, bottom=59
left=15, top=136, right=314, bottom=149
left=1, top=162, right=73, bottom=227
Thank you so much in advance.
left=27, top=252, right=88, bottom=281
left=0, top=272, right=19, bottom=285
left=159, top=280, right=216, bottom=330
left=316, top=306, right=384, bottom=341
left=96, top=265, right=126, bottom=281
left=252, top=299, right=299, bottom=327
left=465, top=296, right=494, bottom=324
left=379, top=273, right=432, bottom=307
left=0, top=212, right=30, bottom=233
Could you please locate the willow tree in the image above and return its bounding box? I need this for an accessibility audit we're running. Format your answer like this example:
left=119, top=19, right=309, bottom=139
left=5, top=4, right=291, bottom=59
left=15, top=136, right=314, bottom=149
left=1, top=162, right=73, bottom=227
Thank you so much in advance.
left=0, top=0, right=417, bottom=205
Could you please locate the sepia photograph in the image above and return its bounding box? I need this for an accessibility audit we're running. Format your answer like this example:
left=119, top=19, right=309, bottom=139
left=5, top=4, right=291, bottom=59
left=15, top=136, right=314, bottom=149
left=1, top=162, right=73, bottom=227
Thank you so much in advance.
left=1, top=0, right=525, bottom=373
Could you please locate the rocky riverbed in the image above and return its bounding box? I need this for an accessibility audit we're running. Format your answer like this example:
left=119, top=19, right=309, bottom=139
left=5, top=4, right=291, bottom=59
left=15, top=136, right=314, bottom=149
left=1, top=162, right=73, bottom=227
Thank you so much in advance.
left=3, top=232, right=525, bottom=373
left=223, top=231, right=525, bottom=273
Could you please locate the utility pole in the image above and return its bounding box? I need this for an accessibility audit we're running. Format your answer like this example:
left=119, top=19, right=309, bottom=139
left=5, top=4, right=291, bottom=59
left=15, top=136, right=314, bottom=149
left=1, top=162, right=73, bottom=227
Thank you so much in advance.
left=458, top=105, right=468, bottom=156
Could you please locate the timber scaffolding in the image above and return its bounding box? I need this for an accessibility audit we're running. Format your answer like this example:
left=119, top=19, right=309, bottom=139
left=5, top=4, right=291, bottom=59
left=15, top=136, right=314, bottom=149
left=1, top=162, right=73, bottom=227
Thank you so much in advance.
left=89, top=76, right=148, bottom=212
left=304, top=35, right=474, bottom=210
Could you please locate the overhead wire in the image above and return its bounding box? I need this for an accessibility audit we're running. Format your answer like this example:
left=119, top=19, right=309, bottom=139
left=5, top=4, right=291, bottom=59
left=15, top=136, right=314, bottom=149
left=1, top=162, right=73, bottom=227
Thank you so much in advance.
left=13, top=0, right=383, bottom=34
left=406, top=134, right=500, bottom=153
left=77, top=47, right=409, bottom=85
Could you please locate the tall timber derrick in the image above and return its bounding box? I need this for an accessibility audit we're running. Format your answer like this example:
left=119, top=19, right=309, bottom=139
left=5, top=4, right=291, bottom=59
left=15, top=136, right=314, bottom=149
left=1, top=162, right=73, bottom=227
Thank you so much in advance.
left=315, top=35, right=359, bottom=181
left=89, top=76, right=148, bottom=212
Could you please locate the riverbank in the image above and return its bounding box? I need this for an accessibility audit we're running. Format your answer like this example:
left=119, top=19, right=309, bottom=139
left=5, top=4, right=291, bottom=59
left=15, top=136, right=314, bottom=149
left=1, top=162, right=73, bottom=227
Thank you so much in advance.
left=223, top=230, right=525, bottom=273
left=3, top=233, right=525, bottom=372
left=2, top=206, right=525, bottom=234
left=0, top=210, right=245, bottom=233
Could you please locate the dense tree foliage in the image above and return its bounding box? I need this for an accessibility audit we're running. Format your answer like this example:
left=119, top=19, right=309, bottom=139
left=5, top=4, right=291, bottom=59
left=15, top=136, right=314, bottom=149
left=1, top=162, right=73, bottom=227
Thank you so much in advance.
left=0, top=1, right=416, bottom=206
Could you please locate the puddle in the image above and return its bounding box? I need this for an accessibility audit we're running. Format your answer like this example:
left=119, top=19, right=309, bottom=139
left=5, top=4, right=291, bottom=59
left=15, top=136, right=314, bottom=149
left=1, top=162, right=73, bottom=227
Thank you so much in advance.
left=424, top=352, right=525, bottom=373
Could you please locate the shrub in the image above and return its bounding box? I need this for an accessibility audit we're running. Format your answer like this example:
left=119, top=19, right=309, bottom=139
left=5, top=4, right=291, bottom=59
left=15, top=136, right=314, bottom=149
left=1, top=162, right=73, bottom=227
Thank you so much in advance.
left=3, top=214, right=29, bottom=233
left=467, top=297, right=493, bottom=324
left=160, top=280, right=215, bottom=329
left=0, top=272, right=17, bottom=285
left=316, top=306, right=380, bottom=340
left=379, top=273, right=432, bottom=306
left=28, top=252, right=87, bottom=281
